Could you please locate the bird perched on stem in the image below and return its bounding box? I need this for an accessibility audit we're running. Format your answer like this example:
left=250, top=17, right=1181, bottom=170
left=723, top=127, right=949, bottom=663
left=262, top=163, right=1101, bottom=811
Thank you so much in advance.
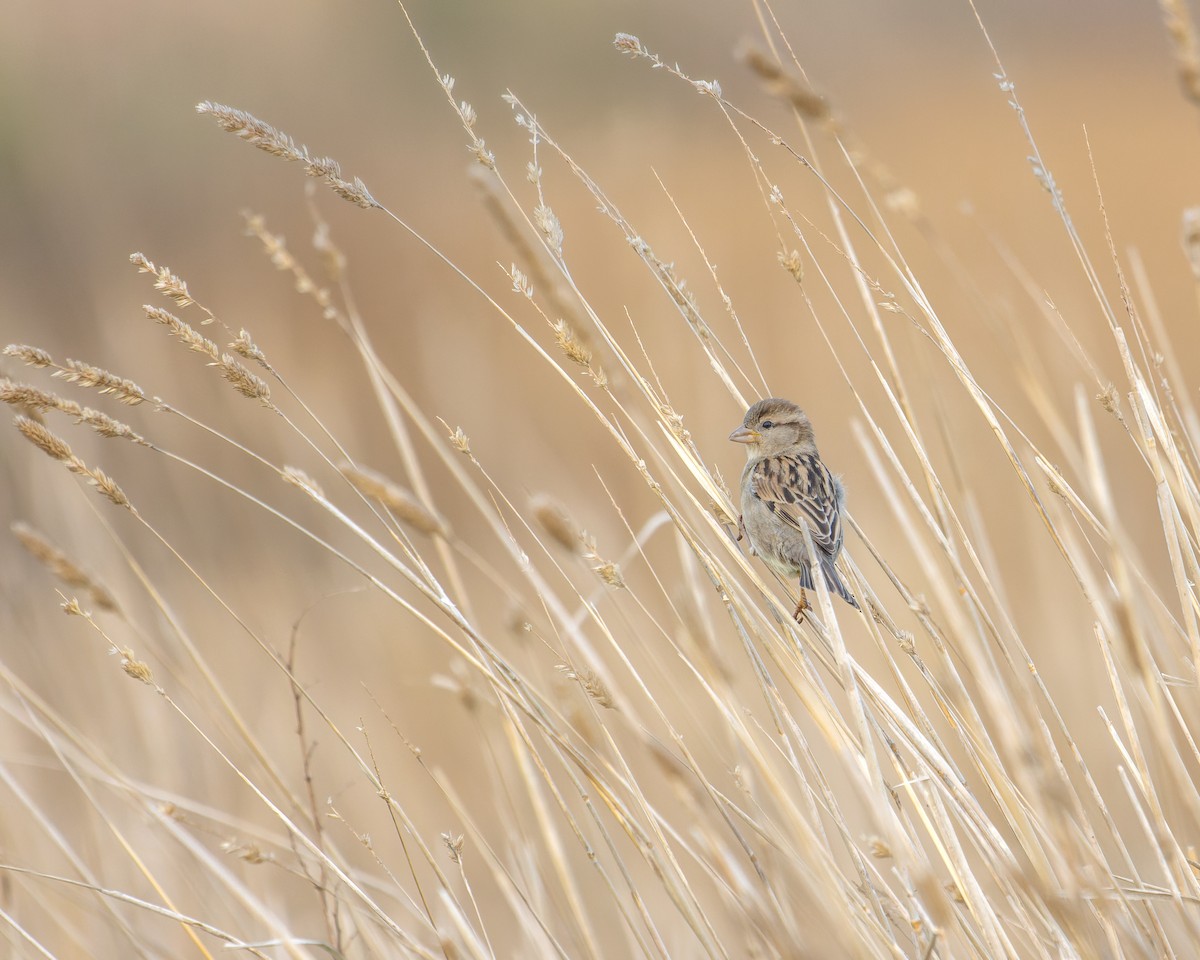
left=729, top=398, right=858, bottom=618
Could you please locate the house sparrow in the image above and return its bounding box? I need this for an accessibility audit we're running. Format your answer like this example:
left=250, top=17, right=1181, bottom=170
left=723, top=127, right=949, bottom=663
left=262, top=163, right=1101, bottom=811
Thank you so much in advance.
left=729, top=398, right=858, bottom=617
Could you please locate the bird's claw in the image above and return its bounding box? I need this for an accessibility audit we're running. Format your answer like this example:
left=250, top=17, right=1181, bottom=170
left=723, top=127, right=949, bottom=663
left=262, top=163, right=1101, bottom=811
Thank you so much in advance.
left=792, top=589, right=810, bottom=623
left=736, top=514, right=745, bottom=543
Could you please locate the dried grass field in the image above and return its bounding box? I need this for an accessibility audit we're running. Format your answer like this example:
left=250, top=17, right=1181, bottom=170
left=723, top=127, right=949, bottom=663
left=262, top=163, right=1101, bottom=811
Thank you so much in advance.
left=3, top=1, right=1200, bottom=956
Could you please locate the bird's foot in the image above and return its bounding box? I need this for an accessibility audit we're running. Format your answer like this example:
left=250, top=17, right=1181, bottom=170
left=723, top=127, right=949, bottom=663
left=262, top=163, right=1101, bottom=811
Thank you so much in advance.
left=792, top=590, right=810, bottom=623
left=735, top=514, right=745, bottom=542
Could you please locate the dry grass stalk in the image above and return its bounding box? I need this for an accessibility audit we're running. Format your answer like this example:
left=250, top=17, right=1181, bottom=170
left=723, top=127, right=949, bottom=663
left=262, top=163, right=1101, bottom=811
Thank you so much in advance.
left=551, top=319, right=591, bottom=368
left=12, top=521, right=119, bottom=611
left=581, top=533, right=624, bottom=588
left=8, top=11, right=1200, bottom=958
left=135, top=248, right=277, bottom=376
left=144, top=305, right=220, bottom=360
left=80, top=465, right=132, bottom=510
left=229, top=330, right=267, bottom=368
left=735, top=39, right=831, bottom=120
left=129, top=252, right=195, bottom=309
left=282, top=465, right=324, bottom=499
left=118, top=647, right=155, bottom=685
left=311, top=217, right=347, bottom=284
left=475, top=169, right=591, bottom=348
left=1, top=379, right=79, bottom=415
left=242, top=212, right=340, bottom=322
left=3, top=344, right=53, bottom=368
left=74, top=408, right=146, bottom=443
left=144, top=302, right=272, bottom=402
left=1096, top=383, right=1120, bottom=415
left=555, top=664, right=614, bottom=709
left=60, top=596, right=85, bottom=617
left=196, top=101, right=380, bottom=209
left=340, top=462, right=448, bottom=536
left=1161, top=0, right=1200, bottom=106
left=14, top=416, right=132, bottom=509
left=217, top=354, right=272, bottom=405
left=51, top=360, right=147, bottom=406
left=441, top=831, right=465, bottom=864
left=530, top=495, right=581, bottom=553
left=778, top=248, right=804, bottom=282
left=16, top=414, right=77, bottom=463
left=1, top=380, right=148, bottom=444
left=612, top=32, right=645, bottom=57
left=448, top=426, right=471, bottom=455
left=630, top=236, right=713, bottom=345
left=533, top=203, right=564, bottom=258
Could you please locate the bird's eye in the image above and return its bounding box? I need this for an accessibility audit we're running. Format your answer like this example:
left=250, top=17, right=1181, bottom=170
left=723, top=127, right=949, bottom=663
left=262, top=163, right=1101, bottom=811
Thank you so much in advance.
left=761, top=420, right=774, bottom=429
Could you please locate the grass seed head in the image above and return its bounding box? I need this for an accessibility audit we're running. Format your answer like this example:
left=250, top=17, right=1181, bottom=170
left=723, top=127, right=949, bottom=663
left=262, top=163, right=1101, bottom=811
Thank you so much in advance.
left=217, top=354, right=272, bottom=405
left=12, top=522, right=119, bottom=612
left=341, top=463, right=448, bottom=536
left=736, top=40, right=831, bottom=120
left=3, top=344, right=54, bottom=368
left=196, top=101, right=380, bottom=209
left=53, top=360, right=147, bottom=406
left=531, top=495, right=582, bottom=553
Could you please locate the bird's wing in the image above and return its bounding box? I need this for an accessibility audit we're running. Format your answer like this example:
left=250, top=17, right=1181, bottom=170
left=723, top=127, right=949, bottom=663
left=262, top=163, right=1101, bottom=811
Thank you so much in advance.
left=750, top=454, right=843, bottom=558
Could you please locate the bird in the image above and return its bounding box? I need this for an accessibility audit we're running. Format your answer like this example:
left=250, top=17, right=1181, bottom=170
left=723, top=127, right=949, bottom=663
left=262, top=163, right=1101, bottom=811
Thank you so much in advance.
left=729, top=398, right=858, bottom=618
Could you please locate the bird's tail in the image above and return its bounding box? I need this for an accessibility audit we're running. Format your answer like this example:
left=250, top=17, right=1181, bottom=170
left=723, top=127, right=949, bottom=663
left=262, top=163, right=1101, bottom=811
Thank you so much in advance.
left=799, top=561, right=859, bottom=610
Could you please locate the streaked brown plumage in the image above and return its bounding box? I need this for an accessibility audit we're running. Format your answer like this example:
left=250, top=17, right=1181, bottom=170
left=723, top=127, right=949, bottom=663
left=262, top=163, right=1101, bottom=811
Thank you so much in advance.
left=729, top=398, right=858, bottom=616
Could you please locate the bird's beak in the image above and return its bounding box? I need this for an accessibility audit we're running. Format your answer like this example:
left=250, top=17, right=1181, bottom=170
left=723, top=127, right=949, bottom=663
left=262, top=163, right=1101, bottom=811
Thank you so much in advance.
left=728, top=425, right=760, bottom=444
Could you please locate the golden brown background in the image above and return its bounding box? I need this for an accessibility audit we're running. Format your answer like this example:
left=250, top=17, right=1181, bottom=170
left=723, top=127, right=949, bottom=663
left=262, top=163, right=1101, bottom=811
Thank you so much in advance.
left=4, top=0, right=1196, bottom=583
left=2, top=4, right=1191, bottom=646
left=2, top=0, right=1199, bottom=953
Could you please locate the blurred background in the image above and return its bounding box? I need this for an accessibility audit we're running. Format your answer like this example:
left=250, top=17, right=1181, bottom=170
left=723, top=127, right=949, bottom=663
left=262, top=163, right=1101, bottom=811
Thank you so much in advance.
left=2, top=0, right=1200, bottom=952
left=3, top=0, right=1194, bottom=668
left=3, top=0, right=1195, bottom=599
left=2, top=0, right=1196, bottom=505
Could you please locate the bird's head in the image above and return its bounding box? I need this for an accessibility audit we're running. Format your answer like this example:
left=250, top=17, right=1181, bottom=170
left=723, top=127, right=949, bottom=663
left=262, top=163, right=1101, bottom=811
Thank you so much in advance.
left=728, top=398, right=817, bottom=458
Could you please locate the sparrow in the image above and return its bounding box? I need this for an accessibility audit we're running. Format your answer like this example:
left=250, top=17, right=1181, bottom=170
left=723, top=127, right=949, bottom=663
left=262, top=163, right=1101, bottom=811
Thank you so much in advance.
left=729, top=398, right=858, bottom=617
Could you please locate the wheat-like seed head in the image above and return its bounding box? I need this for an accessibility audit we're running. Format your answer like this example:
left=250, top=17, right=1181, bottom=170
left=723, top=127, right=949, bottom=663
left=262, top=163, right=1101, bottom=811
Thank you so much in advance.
left=15, top=414, right=76, bottom=463
left=3, top=344, right=53, bottom=368
left=145, top=305, right=220, bottom=360
left=216, top=354, right=272, bottom=406
left=12, top=521, right=119, bottom=612
left=556, top=664, right=614, bottom=709
left=530, top=495, right=582, bottom=554
left=340, top=463, right=448, bottom=536
left=736, top=39, right=831, bottom=121
left=130, top=252, right=195, bottom=308
left=14, top=416, right=133, bottom=510
left=230, top=330, right=268, bottom=369
left=53, top=360, right=147, bottom=406
left=196, top=101, right=380, bottom=209
left=118, top=648, right=154, bottom=685
left=0, top=380, right=79, bottom=415
left=1, top=380, right=148, bottom=444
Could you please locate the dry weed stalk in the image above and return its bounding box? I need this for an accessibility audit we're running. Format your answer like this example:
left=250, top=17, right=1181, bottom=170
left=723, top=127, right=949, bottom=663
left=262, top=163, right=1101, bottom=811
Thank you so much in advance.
left=735, top=39, right=830, bottom=121
left=130, top=252, right=196, bottom=310
left=1161, top=0, right=1200, bottom=106
left=0, top=378, right=148, bottom=445
left=143, top=305, right=221, bottom=361
left=340, top=462, right=448, bottom=537
left=196, top=101, right=380, bottom=209
left=4, top=8, right=1200, bottom=959
left=12, top=521, right=119, bottom=612
left=14, top=415, right=133, bottom=510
